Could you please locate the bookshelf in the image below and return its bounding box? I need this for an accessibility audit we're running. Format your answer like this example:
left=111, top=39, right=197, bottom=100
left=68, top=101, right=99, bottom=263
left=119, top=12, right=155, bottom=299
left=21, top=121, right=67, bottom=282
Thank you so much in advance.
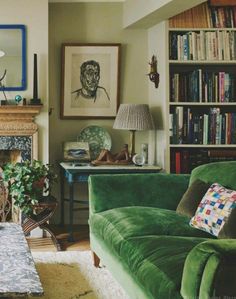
left=167, top=3, right=236, bottom=174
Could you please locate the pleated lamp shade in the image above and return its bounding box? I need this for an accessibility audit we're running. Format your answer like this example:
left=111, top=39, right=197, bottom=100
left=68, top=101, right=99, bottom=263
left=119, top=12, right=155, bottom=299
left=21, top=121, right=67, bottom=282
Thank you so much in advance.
left=113, top=104, right=155, bottom=131
left=113, top=104, right=155, bottom=157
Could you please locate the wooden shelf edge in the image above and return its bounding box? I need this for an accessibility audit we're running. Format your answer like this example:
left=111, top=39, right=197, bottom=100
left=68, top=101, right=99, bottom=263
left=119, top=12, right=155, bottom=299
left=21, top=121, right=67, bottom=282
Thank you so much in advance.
left=169, top=102, right=236, bottom=106
left=170, top=144, right=236, bottom=148
left=0, top=105, right=43, bottom=114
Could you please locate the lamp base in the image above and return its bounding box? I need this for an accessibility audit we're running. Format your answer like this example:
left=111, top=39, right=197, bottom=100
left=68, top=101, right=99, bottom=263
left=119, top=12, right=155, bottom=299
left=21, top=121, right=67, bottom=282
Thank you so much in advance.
left=129, top=130, right=136, bottom=158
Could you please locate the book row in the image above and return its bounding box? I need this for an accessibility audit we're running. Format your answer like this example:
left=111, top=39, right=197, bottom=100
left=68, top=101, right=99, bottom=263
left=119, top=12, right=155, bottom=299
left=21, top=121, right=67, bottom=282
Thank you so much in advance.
left=171, top=148, right=236, bottom=174
left=169, top=2, right=212, bottom=28
left=169, top=2, right=236, bottom=29
left=210, top=6, right=236, bottom=28
left=170, top=70, right=235, bottom=103
left=169, top=107, right=236, bottom=145
left=169, top=30, right=236, bottom=61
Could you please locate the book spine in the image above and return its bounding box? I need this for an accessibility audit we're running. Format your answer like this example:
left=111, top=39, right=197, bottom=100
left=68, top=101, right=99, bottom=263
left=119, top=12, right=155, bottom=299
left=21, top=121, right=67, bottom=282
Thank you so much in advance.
left=169, top=114, right=173, bottom=144
left=175, top=152, right=181, bottom=174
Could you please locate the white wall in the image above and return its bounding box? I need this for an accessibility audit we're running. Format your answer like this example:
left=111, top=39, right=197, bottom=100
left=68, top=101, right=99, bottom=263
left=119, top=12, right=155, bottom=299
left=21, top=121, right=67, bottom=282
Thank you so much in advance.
left=0, top=0, right=49, bottom=163
left=123, top=0, right=206, bottom=28
left=49, top=2, right=148, bottom=224
left=148, top=21, right=169, bottom=169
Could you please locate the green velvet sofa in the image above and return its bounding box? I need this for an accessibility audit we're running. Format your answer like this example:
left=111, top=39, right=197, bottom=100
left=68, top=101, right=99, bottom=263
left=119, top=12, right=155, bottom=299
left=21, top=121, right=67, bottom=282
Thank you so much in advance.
left=88, top=161, right=236, bottom=299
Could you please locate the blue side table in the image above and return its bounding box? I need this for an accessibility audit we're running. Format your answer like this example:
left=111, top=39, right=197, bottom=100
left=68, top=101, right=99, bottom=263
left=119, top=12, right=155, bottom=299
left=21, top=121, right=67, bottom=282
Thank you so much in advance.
left=60, top=162, right=162, bottom=241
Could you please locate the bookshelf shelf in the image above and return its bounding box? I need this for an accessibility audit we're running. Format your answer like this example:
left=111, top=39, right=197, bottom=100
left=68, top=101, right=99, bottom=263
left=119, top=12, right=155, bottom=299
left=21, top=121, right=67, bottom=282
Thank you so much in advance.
left=170, top=28, right=236, bottom=32
left=169, top=60, right=236, bottom=65
left=168, top=24, right=236, bottom=174
left=170, top=144, right=236, bottom=148
left=170, top=102, right=236, bottom=106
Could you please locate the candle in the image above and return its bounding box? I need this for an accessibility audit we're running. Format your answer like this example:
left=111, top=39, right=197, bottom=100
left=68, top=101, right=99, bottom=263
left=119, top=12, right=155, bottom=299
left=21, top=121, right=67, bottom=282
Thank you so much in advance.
left=33, top=53, right=38, bottom=100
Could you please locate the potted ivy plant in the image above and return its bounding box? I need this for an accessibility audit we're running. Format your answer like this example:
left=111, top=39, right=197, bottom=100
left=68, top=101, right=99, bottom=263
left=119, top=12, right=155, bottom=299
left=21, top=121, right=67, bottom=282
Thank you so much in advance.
left=2, top=160, right=57, bottom=216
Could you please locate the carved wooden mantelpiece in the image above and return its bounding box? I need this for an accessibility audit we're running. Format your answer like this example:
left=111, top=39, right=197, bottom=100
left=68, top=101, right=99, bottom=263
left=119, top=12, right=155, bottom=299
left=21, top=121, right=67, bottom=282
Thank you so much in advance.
left=0, top=105, right=42, bottom=160
left=0, top=105, right=42, bottom=124
left=0, top=105, right=42, bottom=135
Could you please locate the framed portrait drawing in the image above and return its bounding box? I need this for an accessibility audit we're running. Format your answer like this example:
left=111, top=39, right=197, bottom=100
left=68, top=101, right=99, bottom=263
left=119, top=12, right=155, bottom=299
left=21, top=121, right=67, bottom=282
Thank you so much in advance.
left=61, top=43, right=121, bottom=119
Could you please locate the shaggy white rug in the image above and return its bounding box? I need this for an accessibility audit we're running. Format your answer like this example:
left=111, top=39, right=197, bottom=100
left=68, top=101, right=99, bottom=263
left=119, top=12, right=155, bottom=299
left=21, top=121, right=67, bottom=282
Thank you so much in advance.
left=32, top=250, right=129, bottom=299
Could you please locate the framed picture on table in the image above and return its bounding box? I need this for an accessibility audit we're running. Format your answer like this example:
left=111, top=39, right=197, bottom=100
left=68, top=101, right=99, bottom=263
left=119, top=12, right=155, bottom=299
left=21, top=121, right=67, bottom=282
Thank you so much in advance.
left=61, top=43, right=121, bottom=119
left=63, top=142, right=90, bottom=162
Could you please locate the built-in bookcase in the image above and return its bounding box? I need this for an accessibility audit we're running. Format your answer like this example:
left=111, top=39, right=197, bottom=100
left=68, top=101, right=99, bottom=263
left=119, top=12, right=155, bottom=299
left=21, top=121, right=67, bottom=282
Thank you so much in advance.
left=167, top=27, right=236, bottom=174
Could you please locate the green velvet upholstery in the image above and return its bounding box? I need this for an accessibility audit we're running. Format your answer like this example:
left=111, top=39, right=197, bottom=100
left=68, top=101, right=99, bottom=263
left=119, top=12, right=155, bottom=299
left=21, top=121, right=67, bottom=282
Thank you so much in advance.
left=89, top=162, right=236, bottom=299
left=176, top=179, right=211, bottom=217
left=90, top=207, right=214, bottom=244
left=89, top=173, right=190, bottom=214
left=181, top=240, right=236, bottom=299
left=190, top=161, right=236, bottom=189
left=219, top=208, right=236, bottom=239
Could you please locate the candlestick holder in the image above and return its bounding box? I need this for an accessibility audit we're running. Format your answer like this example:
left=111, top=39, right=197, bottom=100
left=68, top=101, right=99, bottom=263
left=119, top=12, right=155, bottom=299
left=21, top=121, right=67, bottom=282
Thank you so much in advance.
left=30, top=53, right=42, bottom=105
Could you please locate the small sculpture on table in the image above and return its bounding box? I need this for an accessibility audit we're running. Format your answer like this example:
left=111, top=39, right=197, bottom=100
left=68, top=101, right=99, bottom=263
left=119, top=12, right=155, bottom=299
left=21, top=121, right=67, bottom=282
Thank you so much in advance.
left=91, top=144, right=130, bottom=166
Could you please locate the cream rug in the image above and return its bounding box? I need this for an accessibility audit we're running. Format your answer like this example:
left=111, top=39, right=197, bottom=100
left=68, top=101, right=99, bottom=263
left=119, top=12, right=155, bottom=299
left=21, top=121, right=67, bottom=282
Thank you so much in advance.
left=31, top=250, right=129, bottom=299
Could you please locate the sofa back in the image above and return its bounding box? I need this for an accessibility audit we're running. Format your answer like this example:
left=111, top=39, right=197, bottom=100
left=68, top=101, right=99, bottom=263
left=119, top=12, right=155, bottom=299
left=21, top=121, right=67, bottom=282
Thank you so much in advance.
left=190, top=161, right=236, bottom=190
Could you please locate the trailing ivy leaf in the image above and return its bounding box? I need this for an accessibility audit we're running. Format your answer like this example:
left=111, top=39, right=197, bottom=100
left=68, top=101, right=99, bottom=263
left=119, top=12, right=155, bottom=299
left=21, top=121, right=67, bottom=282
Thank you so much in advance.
left=2, top=159, right=57, bottom=216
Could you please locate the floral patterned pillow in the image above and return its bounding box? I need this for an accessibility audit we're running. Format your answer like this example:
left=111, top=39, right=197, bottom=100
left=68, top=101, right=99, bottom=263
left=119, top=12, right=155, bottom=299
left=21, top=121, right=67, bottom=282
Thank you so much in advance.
left=190, top=182, right=236, bottom=237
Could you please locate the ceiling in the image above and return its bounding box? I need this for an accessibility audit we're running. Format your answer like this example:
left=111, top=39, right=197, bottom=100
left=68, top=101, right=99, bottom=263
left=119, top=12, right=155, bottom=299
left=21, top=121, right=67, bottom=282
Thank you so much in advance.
left=49, top=0, right=125, bottom=2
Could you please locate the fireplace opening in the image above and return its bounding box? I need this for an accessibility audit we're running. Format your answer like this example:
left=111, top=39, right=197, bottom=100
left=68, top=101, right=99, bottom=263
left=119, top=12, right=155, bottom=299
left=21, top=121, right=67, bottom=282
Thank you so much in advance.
left=0, top=150, right=22, bottom=222
left=0, top=150, right=22, bottom=167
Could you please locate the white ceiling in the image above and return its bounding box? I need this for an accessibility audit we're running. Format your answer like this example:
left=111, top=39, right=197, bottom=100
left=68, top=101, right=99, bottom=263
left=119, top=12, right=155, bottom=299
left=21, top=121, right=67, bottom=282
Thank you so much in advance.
left=49, top=0, right=124, bottom=2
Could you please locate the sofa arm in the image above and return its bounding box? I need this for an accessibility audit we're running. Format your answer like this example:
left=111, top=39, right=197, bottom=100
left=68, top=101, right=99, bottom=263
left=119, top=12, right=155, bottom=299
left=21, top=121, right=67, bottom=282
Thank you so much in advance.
left=89, top=173, right=190, bottom=214
left=181, top=239, right=236, bottom=299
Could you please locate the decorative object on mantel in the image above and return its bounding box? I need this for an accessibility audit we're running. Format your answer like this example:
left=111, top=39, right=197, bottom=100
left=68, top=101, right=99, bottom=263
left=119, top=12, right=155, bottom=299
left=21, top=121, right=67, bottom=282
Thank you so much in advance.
left=15, top=95, right=23, bottom=105
left=91, top=144, right=130, bottom=165
left=147, top=55, right=159, bottom=88
left=30, top=53, right=42, bottom=105
left=113, top=104, right=155, bottom=158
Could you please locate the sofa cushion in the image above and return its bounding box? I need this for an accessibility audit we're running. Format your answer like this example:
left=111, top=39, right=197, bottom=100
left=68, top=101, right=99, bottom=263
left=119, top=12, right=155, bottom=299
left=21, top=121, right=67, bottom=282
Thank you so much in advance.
left=190, top=161, right=236, bottom=190
left=176, top=179, right=211, bottom=217
left=219, top=208, right=236, bottom=238
left=190, top=183, right=236, bottom=237
left=90, top=207, right=214, bottom=251
left=119, top=235, right=209, bottom=299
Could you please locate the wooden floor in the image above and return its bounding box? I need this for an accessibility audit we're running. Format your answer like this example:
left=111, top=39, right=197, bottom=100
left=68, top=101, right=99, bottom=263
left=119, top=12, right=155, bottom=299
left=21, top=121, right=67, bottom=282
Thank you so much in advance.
left=27, top=224, right=90, bottom=252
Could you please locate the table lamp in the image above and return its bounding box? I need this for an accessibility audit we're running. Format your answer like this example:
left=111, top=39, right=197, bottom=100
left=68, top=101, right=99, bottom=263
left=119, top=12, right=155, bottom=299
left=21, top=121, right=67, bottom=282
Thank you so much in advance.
left=113, top=104, right=155, bottom=158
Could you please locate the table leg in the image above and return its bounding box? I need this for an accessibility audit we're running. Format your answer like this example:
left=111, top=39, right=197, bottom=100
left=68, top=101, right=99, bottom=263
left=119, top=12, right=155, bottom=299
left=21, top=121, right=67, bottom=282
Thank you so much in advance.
left=60, top=167, right=65, bottom=225
left=68, top=181, right=74, bottom=242
left=40, top=223, right=62, bottom=251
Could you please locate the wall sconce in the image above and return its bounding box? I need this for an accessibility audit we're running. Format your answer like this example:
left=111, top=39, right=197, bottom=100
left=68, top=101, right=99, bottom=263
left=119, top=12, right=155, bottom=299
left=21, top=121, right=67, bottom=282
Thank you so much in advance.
left=147, top=55, right=159, bottom=88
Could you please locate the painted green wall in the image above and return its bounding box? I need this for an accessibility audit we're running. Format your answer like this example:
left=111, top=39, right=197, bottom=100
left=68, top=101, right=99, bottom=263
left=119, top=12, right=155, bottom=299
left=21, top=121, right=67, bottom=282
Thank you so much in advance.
left=49, top=3, right=148, bottom=223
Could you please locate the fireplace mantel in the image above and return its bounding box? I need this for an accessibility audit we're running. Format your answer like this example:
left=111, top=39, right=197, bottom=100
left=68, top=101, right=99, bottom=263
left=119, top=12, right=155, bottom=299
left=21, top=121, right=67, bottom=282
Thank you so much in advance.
left=0, top=105, right=42, bottom=122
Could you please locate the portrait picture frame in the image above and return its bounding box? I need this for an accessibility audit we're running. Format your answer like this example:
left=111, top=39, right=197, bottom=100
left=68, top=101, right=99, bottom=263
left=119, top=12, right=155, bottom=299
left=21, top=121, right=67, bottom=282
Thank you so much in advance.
left=61, top=43, right=121, bottom=119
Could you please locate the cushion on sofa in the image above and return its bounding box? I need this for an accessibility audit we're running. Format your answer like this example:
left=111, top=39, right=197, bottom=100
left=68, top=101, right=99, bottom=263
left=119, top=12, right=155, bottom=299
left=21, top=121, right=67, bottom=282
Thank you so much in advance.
left=218, top=208, right=236, bottom=238
left=190, top=183, right=236, bottom=237
left=92, top=227, right=208, bottom=299
left=176, top=179, right=211, bottom=217
left=89, top=207, right=214, bottom=252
